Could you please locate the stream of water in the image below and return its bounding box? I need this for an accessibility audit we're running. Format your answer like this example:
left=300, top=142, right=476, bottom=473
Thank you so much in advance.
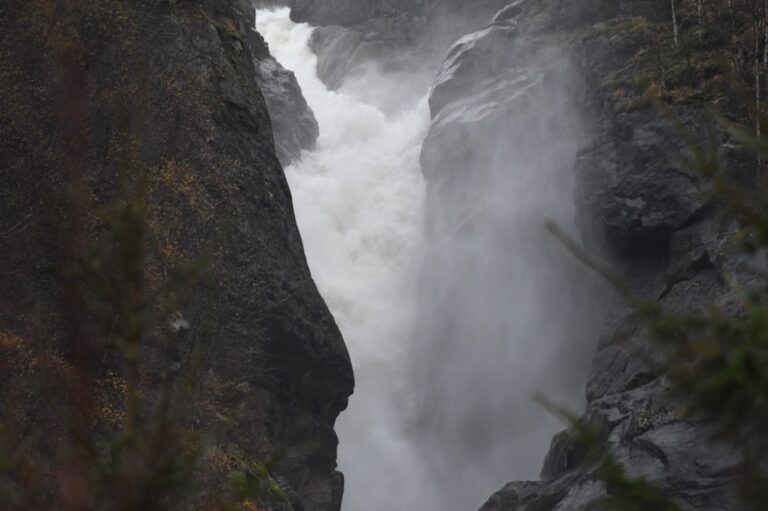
left=256, top=8, right=600, bottom=511
left=256, top=9, right=436, bottom=510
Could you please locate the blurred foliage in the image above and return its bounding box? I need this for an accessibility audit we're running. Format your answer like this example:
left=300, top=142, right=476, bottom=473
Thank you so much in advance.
left=629, top=108, right=768, bottom=510
left=6, top=0, right=766, bottom=510
left=0, top=1, right=289, bottom=510
left=548, top=2, right=768, bottom=505
left=228, top=453, right=291, bottom=506
left=537, top=397, right=686, bottom=511
left=0, top=139, right=287, bottom=510
left=579, top=0, right=768, bottom=115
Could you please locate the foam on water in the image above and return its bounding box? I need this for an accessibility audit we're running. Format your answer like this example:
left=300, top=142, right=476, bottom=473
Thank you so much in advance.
left=256, top=8, right=600, bottom=511
left=256, top=9, right=434, bottom=510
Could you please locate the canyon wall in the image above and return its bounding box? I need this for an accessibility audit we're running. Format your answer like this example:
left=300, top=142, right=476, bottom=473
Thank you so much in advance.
left=293, top=0, right=749, bottom=509
left=1, top=0, right=754, bottom=509
left=0, top=1, right=350, bottom=510
left=429, top=2, right=746, bottom=510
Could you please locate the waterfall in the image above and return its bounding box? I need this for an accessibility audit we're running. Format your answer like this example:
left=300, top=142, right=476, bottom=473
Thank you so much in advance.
left=256, top=8, right=601, bottom=511
left=256, top=9, right=436, bottom=510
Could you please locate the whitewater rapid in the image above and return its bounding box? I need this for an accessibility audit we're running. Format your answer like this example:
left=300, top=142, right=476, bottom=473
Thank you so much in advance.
left=256, top=9, right=434, bottom=510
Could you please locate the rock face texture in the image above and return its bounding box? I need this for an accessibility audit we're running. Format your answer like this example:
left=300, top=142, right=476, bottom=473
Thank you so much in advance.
left=0, top=1, right=350, bottom=510
left=414, top=1, right=748, bottom=510
left=252, top=25, right=319, bottom=165
left=288, top=0, right=510, bottom=93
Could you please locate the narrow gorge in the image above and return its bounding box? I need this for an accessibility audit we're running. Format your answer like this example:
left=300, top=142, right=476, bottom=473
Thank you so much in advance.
left=254, top=1, right=754, bottom=510
left=0, top=1, right=762, bottom=511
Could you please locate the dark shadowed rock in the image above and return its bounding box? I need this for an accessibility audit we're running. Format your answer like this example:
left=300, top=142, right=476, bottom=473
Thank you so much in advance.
left=251, top=29, right=319, bottom=164
left=574, top=108, right=711, bottom=258
left=0, top=1, right=351, bottom=510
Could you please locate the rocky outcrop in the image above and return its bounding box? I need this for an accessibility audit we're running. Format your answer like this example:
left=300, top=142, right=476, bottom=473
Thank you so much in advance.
left=409, top=3, right=606, bottom=510
left=417, top=1, right=748, bottom=510
left=252, top=30, right=319, bottom=165
left=0, top=1, right=351, bottom=510
left=574, top=107, right=712, bottom=258
left=289, top=0, right=510, bottom=92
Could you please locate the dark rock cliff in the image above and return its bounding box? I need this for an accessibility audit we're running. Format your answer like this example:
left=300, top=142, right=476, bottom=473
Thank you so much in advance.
left=251, top=28, right=319, bottom=165
left=415, top=1, right=749, bottom=510
left=251, top=0, right=752, bottom=508
left=0, top=1, right=351, bottom=510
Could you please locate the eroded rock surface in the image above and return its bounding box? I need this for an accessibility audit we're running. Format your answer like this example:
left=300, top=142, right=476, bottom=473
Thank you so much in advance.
left=289, top=0, right=510, bottom=93
left=0, top=1, right=351, bottom=510
left=417, top=1, right=748, bottom=510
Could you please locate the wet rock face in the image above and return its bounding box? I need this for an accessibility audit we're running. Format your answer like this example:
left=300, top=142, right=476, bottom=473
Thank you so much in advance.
left=290, top=0, right=427, bottom=28
left=417, top=2, right=746, bottom=511
left=251, top=30, right=319, bottom=165
left=0, top=1, right=351, bottom=510
left=575, top=108, right=711, bottom=258
left=427, top=19, right=523, bottom=117
left=289, top=0, right=510, bottom=91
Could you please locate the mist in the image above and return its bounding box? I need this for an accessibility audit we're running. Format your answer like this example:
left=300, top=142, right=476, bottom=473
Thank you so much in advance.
left=257, top=7, right=603, bottom=511
left=409, top=40, right=605, bottom=509
left=256, top=9, right=436, bottom=509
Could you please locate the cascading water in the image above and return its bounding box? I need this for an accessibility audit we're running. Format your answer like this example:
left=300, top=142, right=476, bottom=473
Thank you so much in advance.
left=256, top=8, right=600, bottom=511
left=255, top=9, right=437, bottom=511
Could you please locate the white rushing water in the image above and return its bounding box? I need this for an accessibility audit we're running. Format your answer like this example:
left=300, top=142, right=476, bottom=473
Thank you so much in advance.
left=256, top=9, right=436, bottom=510
left=257, top=8, right=601, bottom=511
